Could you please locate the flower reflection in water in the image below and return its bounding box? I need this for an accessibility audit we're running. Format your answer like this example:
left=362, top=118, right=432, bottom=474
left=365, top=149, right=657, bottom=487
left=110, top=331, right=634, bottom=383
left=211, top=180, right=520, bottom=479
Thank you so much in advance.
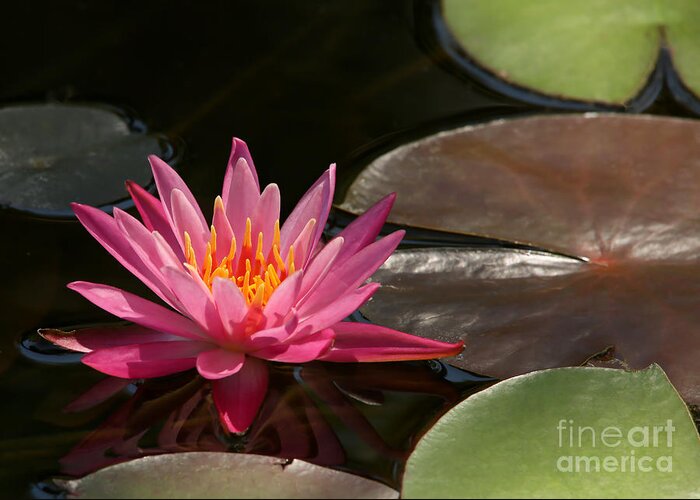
left=57, top=357, right=491, bottom=486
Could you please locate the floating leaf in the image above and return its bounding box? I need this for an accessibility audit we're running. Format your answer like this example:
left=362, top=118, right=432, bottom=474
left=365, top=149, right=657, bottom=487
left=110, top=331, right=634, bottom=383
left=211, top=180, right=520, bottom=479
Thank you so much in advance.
left=0, top=103, right=169, bottom=216
left=433, top=0, right=700, bottom=107
left=57, top=452, right=398, bottom=499
left=403, top=365, right=700, bottom=498
left=339, top=114, right=700, bottom=404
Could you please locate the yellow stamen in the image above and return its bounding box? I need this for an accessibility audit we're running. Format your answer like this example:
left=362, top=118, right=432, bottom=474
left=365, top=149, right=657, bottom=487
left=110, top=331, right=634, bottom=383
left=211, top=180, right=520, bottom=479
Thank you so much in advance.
left=211, top=267, right=229, bottom=280
left=287, top=245, right=296, bottom=275
left=251, top=283, right=265, bottom=308
left=273, top=245, right=286, bottom=273
left=255, top=232, right=266, bottom=273
left=242, top=270, right=251, bottom=299
left=256, top=232, right=264, bottom=254
left=267, top=264, right=280, bottom=287
left=210, top=225, right=217, bottom=261
left=226, top=236, right=237, bottom=271
left=214, top=195, right=225, bottom=213
left=182, top=217, right=296, bottom=308
left=264, top=271, right=271, bottom=290
left=183, top=231, right=197, bottom=268
left=202, top=242, right=213, bottom=283
left=273, top=220, right=281, bottom=249
left=244, top=218, right=252, bottom=249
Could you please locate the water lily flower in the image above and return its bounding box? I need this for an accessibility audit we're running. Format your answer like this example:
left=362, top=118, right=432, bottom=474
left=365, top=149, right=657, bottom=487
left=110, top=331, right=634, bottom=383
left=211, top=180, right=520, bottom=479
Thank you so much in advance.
left=43, top=138, right=464, bottom=433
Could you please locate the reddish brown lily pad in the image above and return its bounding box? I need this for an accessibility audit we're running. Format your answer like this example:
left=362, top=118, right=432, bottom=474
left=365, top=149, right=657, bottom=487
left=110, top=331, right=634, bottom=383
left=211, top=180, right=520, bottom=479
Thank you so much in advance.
left=338, top=114, right=700, bottom=405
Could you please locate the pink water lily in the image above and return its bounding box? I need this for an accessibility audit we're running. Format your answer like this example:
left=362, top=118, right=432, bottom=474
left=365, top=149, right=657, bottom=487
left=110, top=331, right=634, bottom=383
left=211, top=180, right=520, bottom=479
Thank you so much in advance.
left=43, top=138, right=463, bottom=433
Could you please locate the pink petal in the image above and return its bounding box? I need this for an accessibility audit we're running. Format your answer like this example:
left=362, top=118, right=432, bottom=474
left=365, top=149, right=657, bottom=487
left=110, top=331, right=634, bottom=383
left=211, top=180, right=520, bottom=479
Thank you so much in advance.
left=251, top=329, right=334, bottom=363
left=212, top=357, right=269, bottom=433
left=125, top=180, right=182, bottom=259
left=223, top=137, right=260, bottom=192
left=71, top=203, right=177, bottom=308
left=161, top=267, right=227, bottom=342
left=171, top=189, right=210, bottom=267
left=196, top=348, right=245, bottom=380
left=296, top=283, right=380, bottom=334
left=212, top=196, right=234, bottom=261
left=318, top=322, right=464, bottom=362
left=149, top=156, right=207, bottom=249
left=251, top=183, right=281, bottom=255
left=296, top=236, right=345, bottom=302
left=298, top=230, right=404, bottom=316
left=82, top=340, right=211, bottom=378
left=288, top=218, right=317, bottom=268
left=280, top=165, right=335, bottom=259
left=152, top=231, right=186, bottom=273
left=335, top=193, right=396, bottom=265
left=211, top=277, right=248, bottom=341
left=39, top=324, right=186, bottom=353
left=222, top=158, right=261, bottom=248
left=67, top=281, right=205, bottom=341
left=114, top=208, right=181, bottom=270
left=263, top=271, right=304, bottom=326
left=112, top=209, right=183, bottom=308
left=247, top=314, right=299, bottom=347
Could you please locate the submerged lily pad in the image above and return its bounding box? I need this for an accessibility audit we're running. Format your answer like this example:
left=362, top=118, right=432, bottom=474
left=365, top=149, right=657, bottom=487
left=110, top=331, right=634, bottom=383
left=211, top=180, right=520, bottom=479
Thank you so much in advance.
left=0, top=103, right=170, bottom=216
left=340, top=114, right=700, bottom=404
left=57, top=452, right=398, bottom=499
left=433, top=0, right=700, bottom=107
left=403, top=365, right=700, bottom=498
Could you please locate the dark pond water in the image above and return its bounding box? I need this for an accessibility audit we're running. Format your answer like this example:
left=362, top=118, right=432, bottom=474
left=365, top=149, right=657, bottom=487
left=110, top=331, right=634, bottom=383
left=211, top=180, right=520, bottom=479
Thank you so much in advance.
left=0, top=1, right=695, bottom=497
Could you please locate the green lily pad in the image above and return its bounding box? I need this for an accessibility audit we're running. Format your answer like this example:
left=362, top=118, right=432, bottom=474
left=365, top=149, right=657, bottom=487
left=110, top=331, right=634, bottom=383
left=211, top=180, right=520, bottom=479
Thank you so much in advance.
left=57, top=452, right=398, bottom=499
left=436, top=0, right=700, bottom=106
left=403, top=365, right=700, bottom=498
left=0, top=103, right=169, bottom=216
left=339, top=114, right=700, bottom=405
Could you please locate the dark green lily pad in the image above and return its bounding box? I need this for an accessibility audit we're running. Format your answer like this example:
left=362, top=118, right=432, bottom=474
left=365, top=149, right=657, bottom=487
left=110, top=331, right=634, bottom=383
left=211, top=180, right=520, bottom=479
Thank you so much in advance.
left=0, top=103, right=168, bottom=216
left=339, top=114, right=700, bottom=405
left=57, top=452, right=398, bottom=499
left=403, top=365, right=700, bottom=498
left=435, top=0, right=700, bottom=107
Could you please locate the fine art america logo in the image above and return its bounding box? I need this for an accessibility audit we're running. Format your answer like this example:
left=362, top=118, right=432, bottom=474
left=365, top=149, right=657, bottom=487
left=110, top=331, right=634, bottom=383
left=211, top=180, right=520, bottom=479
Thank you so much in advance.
left=556, top=419, right=676, bottom=473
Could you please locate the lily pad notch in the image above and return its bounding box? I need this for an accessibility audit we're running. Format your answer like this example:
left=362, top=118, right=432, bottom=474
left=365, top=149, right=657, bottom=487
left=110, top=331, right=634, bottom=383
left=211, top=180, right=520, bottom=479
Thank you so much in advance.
left=418, top=0, right=700, bottom=113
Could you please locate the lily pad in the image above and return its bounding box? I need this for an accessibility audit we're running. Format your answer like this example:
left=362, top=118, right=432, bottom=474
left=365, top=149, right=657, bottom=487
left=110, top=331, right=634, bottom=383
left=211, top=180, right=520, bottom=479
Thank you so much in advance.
left=403, top=365, right=700, bottom=498
left=0, top=103, right=170, bottom=216
left=57, top=452, right=398, bottom=499
left=339, top=114, right=700, bottom=404
left=432, top=0, right=700, bottom=108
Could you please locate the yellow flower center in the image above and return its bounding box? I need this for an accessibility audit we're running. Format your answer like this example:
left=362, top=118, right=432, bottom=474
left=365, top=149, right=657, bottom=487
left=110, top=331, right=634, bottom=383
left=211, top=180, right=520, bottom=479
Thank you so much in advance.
left=182, top=202, right=297, bottom=307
